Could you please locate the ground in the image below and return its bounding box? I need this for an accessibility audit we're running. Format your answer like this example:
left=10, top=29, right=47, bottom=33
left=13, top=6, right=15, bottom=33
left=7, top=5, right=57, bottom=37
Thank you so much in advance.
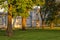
left=0, top=29, right=60, bottom=40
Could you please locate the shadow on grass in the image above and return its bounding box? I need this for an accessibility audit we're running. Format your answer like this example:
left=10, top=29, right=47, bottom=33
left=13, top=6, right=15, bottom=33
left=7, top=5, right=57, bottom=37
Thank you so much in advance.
left=0, top=30, right=6, bottom=36
left=0, top=29, right=60, bottom=36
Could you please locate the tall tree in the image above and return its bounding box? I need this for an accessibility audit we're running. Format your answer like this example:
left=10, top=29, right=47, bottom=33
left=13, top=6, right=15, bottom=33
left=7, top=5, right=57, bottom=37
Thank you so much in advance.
left=11, top=0, right=45, bottom=29
left=7, top=0, right=13, bottom=36
left=7, top=4, right=13, bottom=36
left=8, top=0, right=34, bottom=30
left=45, top=0, right=58, bottom=29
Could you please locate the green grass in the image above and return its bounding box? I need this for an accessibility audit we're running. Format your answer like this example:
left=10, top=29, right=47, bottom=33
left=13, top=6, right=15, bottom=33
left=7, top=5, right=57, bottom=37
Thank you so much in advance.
left=0, top=29, right=60, bottom=40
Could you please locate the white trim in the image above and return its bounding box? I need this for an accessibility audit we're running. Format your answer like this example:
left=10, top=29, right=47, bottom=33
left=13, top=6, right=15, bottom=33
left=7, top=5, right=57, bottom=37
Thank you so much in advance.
left=0, top=8, right=4, bottom=12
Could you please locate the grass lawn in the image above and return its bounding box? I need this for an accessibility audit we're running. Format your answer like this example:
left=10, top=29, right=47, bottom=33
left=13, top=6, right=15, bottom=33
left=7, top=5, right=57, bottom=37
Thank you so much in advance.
left=0, top=29, right=60, bottom=40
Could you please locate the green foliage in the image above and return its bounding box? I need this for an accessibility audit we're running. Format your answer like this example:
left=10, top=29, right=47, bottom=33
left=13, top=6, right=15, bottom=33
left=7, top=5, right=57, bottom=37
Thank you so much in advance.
left=56, top=3, right=60, bottom=11
left=8, top=0, right=45, bottom=18
left=44, top=0, right=58, bottom=23
left=32, top=0, right=45, bottom=6
left=0, top=0, right=6, bottom=4
left=0, top=0, right=8, bottom=12
left=8, top=0, right=33, bottom=18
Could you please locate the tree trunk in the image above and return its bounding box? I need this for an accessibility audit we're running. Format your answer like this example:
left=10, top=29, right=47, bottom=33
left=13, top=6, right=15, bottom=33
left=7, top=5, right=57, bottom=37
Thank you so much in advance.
left=22, top=17, right=26, bottom=30
left=6, top=4, right=13, bottom=37
left=50, top=22, right=54, bottom=29
left=42, top=20, right=45, bottom=29
left=36, top=20, right=40, bottom=29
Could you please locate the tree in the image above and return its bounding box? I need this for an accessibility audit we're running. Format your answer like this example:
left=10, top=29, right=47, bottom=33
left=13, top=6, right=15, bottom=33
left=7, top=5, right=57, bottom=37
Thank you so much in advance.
left=11, top=0, right=45, bottom=30
left=7, top=2, right=13, bottom=37
left=54, top=3, right=60, bottom=27
left=0, top=0, right=12, bottom=37
left=8, top=0, right=34, bottom=30
left=45, top=0, right=58, bottom=29
left=0, top=0, right=8, bottom=12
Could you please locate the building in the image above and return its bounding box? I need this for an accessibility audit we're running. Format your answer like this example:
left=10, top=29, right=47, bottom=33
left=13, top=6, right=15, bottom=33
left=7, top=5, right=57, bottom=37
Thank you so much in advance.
left=0, top=12, right=7, bottom=28
left=13, top=6, right=42, bottom=28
